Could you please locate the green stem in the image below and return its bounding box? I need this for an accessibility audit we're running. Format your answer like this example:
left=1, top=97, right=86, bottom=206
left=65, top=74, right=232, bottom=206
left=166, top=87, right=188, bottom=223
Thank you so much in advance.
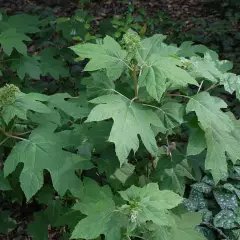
left=129, top=235, right=147, bottom=240
left=0, top=58, right=19, bottom=63
left=15, top=130, right=32, bottom=136
left=132, top=65, right=138, bottom=99
left=205, top=83, right=220, bottom=92
left=0, top=127, right=26, bottom=141
left=0, top=137, right=9, bottom=146
left=167, top=93, right=191, bottom=99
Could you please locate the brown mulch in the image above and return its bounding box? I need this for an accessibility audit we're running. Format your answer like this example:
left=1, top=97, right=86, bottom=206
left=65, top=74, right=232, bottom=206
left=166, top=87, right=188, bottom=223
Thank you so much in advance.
left=0, top=0, right=217, bottom=26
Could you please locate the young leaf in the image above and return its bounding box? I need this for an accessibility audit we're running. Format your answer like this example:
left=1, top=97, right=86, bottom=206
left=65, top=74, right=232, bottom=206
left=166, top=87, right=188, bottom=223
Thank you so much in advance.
left=119, top=183, right=183, bottom=227
left=70, top=36, right=127, bottom=80
left=4, top=124, right=92, bottom=200
left=86, top=94, right=164, bottom=165
left=137, top=34, right=167, bottom=62
left=0, top=28, right=31, bottom=56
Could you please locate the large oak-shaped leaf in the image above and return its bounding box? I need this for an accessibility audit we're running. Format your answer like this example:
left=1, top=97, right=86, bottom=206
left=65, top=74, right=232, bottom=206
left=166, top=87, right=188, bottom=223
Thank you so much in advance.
left=11, top=56, right=41, bottom=80
left=70, top=36, right=127, bottom=80
left=86, top=94, right=164, bottom=165
left=4, top=124, right=92, bottom=200
left=186, top=92, right=240, bottom=182
left=137, top=34, right=198, bottom=101
left=139, top=56, right=198, bottom=102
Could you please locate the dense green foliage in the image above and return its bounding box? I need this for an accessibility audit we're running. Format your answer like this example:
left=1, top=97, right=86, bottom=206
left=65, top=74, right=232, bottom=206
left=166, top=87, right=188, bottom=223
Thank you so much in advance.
left=0, top=7, right=240, bottom=240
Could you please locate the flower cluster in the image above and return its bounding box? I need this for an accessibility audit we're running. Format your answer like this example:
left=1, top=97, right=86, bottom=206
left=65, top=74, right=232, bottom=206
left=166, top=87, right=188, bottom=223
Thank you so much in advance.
left=0, top=84, right=20, bottom=107
left=122, top=29, right=141, bottom=62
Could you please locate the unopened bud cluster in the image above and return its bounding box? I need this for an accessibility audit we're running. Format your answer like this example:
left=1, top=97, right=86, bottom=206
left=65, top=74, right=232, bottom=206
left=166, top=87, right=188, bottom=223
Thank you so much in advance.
left=0, top=84, right=20, bottom=107
left=122, top=30, right=141, bottom=62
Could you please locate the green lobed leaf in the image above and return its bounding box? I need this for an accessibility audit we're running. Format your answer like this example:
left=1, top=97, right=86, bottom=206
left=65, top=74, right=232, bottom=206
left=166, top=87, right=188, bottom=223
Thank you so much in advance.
left=119, top=183, right=183, bottom=227
left=86, top=94, right=164, bottom=165
left=0, top=14, right=40, bottom=34
left=151, top=155, right=194, bottom=195
left=11, top=56, right=41, bottom=80
left=186, top=92, right=240, bottom=182
left=177, top=41, right=208, bottom=57
left=156, top=102, right=184, bottom=133
left=0, top=28, right=31, bottom=56
left=221, top=72, right=240, bottom=100
left=137, top=34, right=198, bottom=101
left=47, top=93, right=88, bottom=120
left=70, top=36, right=127, bottom=80
left=4, top=124, right=92, bottom=200
left=39, top=47, right=69, bottom=80
left=188, top=52, right=223, bottom=83
left=2, top=92, right=51, bottom=124
left=71, top=178, right=126, bottom=240
left=28, top=200, right=65, bottom=240
left=139, top=55, right=198, bottom=101
left=82, top=71, right=115, bottom=98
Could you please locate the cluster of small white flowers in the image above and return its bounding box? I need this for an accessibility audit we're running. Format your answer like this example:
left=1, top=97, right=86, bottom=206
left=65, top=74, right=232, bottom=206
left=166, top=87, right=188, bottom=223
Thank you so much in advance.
left=130, top=209, right=139, bottom=223
left=0, top=84, right=20, bottom=107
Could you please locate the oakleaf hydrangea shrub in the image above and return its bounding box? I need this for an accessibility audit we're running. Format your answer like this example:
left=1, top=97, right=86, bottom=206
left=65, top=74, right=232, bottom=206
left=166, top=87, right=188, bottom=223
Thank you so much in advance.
left=0, top=10, right=240, bottom=240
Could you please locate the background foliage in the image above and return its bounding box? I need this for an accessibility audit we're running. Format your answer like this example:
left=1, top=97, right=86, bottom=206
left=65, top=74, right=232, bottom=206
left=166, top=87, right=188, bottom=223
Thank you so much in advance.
left=0, top=0, right=240, bottom=239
